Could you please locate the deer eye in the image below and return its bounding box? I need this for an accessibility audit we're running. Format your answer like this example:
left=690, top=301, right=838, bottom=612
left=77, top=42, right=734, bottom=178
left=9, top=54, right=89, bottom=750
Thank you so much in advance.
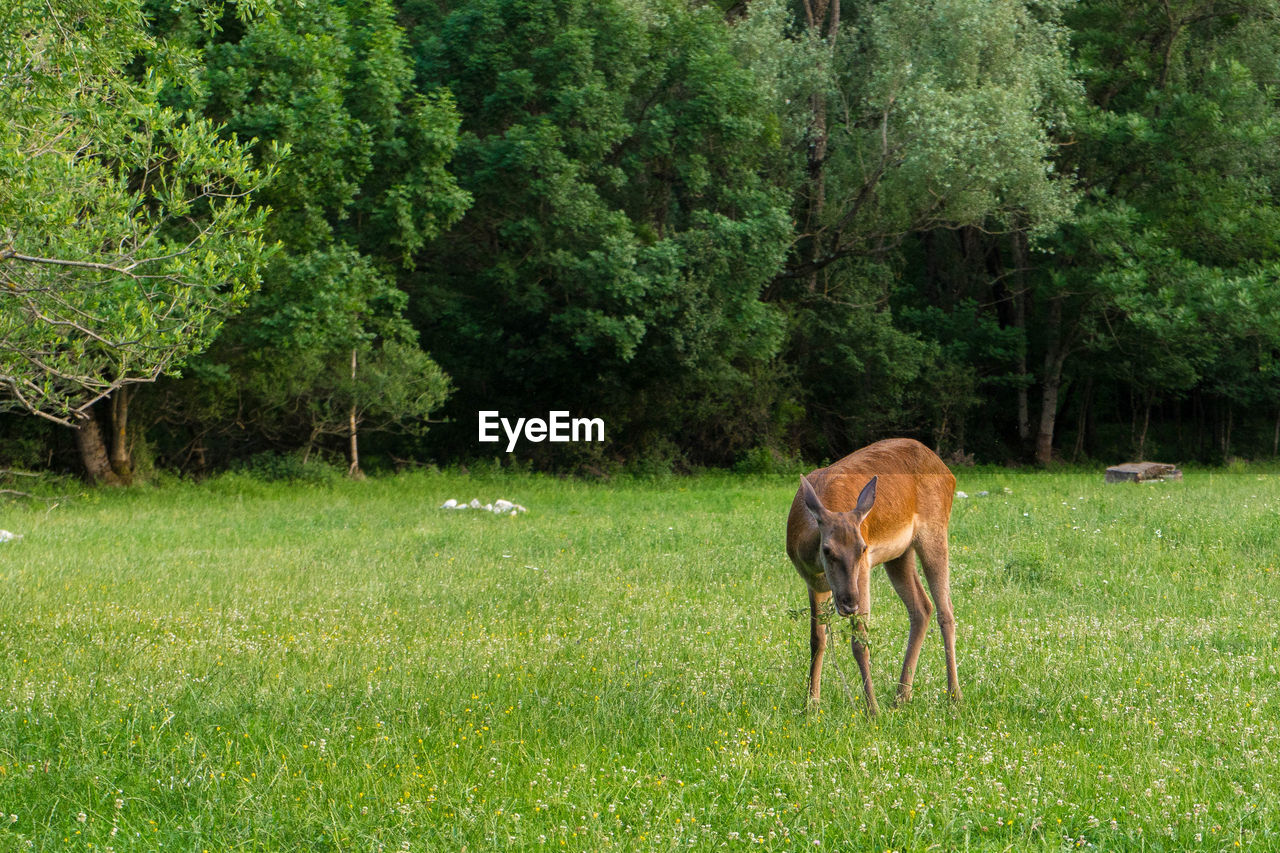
left=821, top=544, right=835, bottom=560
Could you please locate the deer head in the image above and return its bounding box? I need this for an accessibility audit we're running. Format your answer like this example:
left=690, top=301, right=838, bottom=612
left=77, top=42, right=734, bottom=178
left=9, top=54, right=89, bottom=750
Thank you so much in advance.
left=799, top=474, right=877, bottom=617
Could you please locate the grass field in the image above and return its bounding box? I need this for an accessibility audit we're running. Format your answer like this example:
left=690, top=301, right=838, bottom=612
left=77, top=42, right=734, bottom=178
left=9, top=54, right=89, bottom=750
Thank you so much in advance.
left=2, top=465, right=1279, bottom=850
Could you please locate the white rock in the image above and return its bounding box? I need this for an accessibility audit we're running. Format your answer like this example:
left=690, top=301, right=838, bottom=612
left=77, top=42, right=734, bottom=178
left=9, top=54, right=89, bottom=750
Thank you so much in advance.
left=439, top=497, right=527, bottom=514
left=0, top=530, right=21, bottom=542
left=955, top=491, right=969, bottom=499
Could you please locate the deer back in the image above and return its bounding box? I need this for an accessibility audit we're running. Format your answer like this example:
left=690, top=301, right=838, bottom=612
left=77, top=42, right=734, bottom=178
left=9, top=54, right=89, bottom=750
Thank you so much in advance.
left=787, top=438, right=955, bottom=572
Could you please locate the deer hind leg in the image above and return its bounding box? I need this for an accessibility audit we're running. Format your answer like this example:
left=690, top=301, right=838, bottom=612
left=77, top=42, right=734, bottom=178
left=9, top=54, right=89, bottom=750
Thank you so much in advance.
left=884, top=548, right=933, bottom=704
left=917, top=531, right=961, bottom=702
left=807, top=588, right=831, bottom=707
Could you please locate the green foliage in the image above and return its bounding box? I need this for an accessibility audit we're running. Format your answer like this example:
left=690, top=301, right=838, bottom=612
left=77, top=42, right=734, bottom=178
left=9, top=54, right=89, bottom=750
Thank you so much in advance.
left=146, top=0, right=468, bottom=457
left=832, top=0, right=1077, bottom=241
left=733, top=445, right=807, bottom=476
left=232, top=450, right=348, bottom=484
left=405, top=0, right=793, bottom=464
left=775, top=0, right=1079, bottom=459
left=897, top=299, right=1025, bottom=452
left=185, top=0, right=472, bottom=257
left=783, top=275, right=936, bottom=454
left=11, top=0, right=1280, bottom=470
left=0, top=0, right=269, bottom=425
left=1024, top=0, right=1280, bottom=457
left=192, top=246, right=450, bottom=446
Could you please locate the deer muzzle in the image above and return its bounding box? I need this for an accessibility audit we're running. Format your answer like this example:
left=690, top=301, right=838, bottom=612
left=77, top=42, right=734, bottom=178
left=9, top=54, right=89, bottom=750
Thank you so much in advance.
left=834, top=597, right=857, bottom=618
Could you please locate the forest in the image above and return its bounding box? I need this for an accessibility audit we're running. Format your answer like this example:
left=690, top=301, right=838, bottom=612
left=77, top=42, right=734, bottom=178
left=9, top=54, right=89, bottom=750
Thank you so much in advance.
left=4, top=0, right=1280, bottom=480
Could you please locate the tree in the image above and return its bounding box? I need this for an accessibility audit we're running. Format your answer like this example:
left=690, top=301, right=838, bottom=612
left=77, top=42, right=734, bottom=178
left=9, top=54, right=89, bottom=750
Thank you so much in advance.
left=402, top=0, right=794, bottom=466
left=0, top=0, right=269, bottom=482
left=774, top=0, right=1078, bottom=457
left=144, top=0, right=468, bottom=473
left=1025, top=0, right=1280, bottom=463
left=787, top=0, right=1076, bottom=285
left=187, top=247, right=450, bottom=470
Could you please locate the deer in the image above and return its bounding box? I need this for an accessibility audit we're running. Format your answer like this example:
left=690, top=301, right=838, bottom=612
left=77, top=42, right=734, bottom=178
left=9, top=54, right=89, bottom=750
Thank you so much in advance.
left=785, top=438, right=959, bottom=714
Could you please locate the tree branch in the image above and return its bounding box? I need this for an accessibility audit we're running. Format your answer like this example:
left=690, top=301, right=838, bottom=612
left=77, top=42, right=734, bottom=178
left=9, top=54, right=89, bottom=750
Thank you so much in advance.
left=1, top=248, right=139, bottom=274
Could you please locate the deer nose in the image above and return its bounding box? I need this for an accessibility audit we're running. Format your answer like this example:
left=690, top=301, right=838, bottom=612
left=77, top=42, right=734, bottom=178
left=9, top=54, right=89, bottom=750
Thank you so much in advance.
left=834, top=599, right=857, bottom=617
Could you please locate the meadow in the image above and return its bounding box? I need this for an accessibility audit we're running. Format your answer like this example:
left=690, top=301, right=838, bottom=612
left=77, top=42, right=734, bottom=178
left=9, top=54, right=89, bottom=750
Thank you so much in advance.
left=1, top=465, right=1278, bottom=851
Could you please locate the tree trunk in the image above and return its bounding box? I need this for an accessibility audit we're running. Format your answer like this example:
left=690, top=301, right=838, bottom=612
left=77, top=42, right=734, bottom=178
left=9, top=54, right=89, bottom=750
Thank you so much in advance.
left=801, top=0, right=838, bottom=292
left=1128, top=384, right=1137, bottom=451
left=1010, top=231, right=1032, bottom=448
left=109, top=386, right=133, bottom=483
left=1221, top=403, right=1233, bottom=461
left=348, top=347, right=363, bottom=479
left=923, top=231, right=940, bottom=304
left=1194, top=391, right=1205, bottom=457
left=1071, top=376, right=1093, bottom=462
left=188, top=434, right=207, bottom=472
left=1034, top=295, right=1067, bottom=466
left=805, top=89, right=828, bottom=293
left=1273, top=405, right=1279, bottom=457
left=1085, top=379, right=1097, bottom=457
left=75, top=403, right=123, bottom=485
left=302, top=426, right=320, bottom=466
left=1136, top=389, right=1153, bottom=460
left=1034, top=369, right=1063, bottom=465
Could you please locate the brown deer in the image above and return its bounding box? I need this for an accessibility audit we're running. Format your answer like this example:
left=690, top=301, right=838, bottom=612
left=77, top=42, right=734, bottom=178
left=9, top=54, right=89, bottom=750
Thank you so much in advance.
left=786, top=438, right=959, bottom=714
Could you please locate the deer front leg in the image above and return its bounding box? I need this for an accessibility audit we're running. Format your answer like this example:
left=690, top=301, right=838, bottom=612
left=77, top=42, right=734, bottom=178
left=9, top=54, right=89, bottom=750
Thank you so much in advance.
left=808, top=588, right=831, bottom=707
left=851, top=568, right=879, bottom=716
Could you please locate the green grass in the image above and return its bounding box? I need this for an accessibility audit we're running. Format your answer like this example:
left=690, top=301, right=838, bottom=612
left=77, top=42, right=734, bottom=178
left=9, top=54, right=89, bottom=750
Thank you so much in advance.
left=2, top=467, right=1279, bottom=850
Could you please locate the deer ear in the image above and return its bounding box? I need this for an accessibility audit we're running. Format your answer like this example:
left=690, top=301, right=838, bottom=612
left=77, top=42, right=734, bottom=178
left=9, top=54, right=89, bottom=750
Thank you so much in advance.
left=855, top=476, right=877, bottom=516
left=799, top=476, right=827, bottom=522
